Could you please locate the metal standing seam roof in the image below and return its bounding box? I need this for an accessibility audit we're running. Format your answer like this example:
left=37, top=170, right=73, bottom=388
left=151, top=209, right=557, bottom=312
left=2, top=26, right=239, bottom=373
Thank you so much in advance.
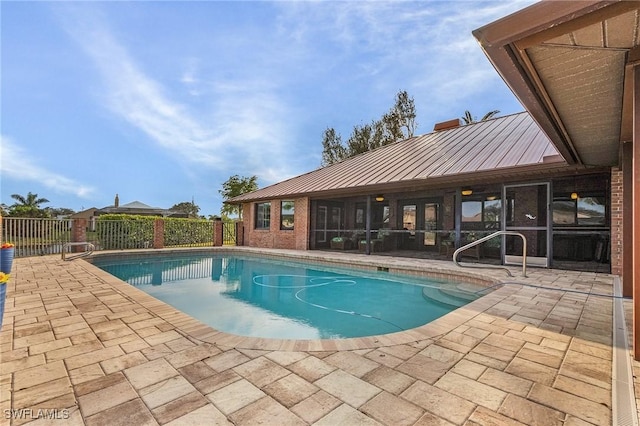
left=228, top=112, right=564, bottom=203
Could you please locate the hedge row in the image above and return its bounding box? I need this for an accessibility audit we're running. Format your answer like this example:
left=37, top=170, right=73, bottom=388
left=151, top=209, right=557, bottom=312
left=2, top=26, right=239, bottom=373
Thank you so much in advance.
left=96, top=215, right=214, bottom=249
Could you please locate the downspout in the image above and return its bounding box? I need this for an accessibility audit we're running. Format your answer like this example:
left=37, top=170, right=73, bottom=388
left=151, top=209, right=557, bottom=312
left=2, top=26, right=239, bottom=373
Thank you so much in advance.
left=365, top=195, right=372, bottom=255
left=454, top=191, right=462, bottom=250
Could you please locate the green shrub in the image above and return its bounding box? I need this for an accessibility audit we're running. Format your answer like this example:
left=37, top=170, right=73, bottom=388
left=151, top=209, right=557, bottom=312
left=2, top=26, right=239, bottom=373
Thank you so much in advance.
left=96, top=215, right=155, bottom=249
left=164, top=217, right=213, bottom=247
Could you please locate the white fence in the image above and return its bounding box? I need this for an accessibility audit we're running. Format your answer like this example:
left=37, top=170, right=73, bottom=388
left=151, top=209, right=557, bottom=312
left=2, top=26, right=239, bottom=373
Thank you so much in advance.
left=2, top=218, right=71, bottom=257
left=1, top=217, right=235, bottom=258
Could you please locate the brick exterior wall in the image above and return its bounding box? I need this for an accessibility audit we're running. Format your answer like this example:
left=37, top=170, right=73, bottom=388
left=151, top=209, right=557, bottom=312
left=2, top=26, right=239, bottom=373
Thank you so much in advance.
left=610, top=167, right=623, bottom=276
left=242, top=197, right=310, bottom=250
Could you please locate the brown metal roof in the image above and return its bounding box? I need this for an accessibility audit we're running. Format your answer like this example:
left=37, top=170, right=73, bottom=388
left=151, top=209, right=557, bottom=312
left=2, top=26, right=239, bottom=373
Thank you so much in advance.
left=473, top=1, right=640, bottom=166
left=229, top=112, right=564, bottom=203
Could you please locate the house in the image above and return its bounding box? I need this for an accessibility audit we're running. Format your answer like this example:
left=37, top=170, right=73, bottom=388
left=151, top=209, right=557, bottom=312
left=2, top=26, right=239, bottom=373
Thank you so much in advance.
left=228, top=112, right=610, bottom=270
left=227, top=1, right=640, bottom=356
left=70, top=207, right=99, bottom=231
left=95, top=194, right=187, bottom=218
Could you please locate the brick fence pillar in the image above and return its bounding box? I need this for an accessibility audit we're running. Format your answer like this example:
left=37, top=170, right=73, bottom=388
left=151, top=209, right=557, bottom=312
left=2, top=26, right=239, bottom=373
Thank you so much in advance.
left=153, top=219, right=164, bottom=249
left=236, top=221, right=244, bottom=246
left=214, top=218, right=223, bottom=247
left=72, top=219, right=87, bottom=252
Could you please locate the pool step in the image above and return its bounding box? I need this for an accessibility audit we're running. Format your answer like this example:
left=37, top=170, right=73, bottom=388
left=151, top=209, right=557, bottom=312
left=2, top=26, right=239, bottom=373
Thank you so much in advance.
left=422, top=286, right=476, bottom=308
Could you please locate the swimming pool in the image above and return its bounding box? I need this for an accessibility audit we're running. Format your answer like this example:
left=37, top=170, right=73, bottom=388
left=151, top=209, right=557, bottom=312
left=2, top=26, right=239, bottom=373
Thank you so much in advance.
left=93, top=253, right=487, bottom=339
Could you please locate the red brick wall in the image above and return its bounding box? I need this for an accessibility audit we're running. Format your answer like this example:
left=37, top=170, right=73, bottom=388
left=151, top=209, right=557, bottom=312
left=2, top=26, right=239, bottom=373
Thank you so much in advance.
left=213, top=219, right=223, bottom=247
left=443, top=192, right=455, bottom=230
left=242, top=197, right=310, bottom=250
left=153, top=219, right=164, bottom=249
left=610, top=167, right=623, bottom=275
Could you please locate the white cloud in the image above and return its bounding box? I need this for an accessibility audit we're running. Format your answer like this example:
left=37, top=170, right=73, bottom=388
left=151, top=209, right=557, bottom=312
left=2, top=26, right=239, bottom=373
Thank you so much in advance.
left=273, top=1, right=534, bottom=113
left=57, top=4, right=298, bottom=181
left=52, top=1, right=534, bottom=189
left=0, top=136, right=95, bottom=198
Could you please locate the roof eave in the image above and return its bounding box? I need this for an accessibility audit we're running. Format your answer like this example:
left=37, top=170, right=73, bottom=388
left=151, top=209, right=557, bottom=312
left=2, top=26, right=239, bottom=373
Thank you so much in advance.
left=227, top=161, right=586, bottom=204
left=472, top=0, right=624, bottom=166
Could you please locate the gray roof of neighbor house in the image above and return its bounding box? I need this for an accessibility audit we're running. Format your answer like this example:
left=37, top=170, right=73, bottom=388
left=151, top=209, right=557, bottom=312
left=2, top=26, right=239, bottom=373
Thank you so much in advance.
left=97, top=201, right=184, bottom=217
left=229, top=112, right=568, bottom=204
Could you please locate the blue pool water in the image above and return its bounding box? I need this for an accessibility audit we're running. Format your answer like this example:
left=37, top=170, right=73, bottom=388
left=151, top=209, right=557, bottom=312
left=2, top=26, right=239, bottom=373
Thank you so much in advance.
left=93, top=254, right=485, bottom=339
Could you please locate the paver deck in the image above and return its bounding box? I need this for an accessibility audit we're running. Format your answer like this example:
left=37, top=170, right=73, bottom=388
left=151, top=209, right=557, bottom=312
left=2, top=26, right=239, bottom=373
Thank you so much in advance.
left=0, top=247, right=636, bottom=425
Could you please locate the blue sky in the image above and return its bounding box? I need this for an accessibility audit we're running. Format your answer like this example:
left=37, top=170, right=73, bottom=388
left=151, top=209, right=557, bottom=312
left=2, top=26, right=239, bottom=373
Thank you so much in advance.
left=1, top=1, right=535, bottom=217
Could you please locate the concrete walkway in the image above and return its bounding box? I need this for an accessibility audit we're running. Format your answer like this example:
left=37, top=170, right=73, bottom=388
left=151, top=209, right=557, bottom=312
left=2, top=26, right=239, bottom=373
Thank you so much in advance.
left=0, top=248, right=633, bottom=425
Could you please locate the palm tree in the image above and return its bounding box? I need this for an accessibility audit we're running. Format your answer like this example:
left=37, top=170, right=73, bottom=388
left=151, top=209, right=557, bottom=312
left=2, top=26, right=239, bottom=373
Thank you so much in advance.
left=462, top=110, right=500, bottom=125
left=9, top=192, right=50, bottom=217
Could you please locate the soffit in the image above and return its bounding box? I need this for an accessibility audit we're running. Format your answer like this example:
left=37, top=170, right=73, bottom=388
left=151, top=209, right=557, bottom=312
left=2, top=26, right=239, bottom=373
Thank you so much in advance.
left=474, top=1, right=640, bottom=167
left=525, top=45, right=626, bottom=165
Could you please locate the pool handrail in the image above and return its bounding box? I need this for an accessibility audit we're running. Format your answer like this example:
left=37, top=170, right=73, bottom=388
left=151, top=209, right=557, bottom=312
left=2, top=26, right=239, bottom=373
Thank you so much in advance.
left=453, top=230, right=527, bottom=277
left=62, top=242, right=95, bottom=261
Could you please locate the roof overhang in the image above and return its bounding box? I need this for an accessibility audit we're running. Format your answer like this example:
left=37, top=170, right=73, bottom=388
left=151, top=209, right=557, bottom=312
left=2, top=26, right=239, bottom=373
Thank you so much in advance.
left=473, top=1, right=640, bottom=166
left=227, top=161, right=604, bottom=204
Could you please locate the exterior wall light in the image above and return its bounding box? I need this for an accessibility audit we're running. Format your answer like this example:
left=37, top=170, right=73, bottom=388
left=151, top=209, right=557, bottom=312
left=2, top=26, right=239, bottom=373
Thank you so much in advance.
left=461, top=189, right=473, bottom=196
left=375, top=195, right=385, bottom=202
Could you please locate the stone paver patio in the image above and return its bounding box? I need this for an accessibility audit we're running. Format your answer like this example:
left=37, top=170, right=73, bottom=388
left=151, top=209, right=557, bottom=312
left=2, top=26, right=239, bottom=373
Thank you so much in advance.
left=0, top=247, right=635, bottom=425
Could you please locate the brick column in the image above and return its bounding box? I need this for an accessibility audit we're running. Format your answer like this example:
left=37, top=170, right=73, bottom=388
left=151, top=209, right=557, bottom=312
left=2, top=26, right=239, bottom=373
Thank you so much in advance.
left=71, top=219, right=87, bottom=252
left=610, top=167, right=624, bottom=277
left=153, top=219, right=164, bottom=249
left=236, top=221, right=244, bottom=246
left=632, top=65, right=640, bottom=359
left=214, top=218, right=223, bottom=247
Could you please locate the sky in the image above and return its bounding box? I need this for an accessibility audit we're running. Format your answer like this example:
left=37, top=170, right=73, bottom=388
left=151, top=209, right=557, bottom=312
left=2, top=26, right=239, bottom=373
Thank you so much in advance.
left=1, top=0, right=536, bottom=218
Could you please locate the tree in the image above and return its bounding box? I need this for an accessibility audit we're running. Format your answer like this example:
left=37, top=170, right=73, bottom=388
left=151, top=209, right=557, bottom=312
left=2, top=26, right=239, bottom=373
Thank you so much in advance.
left=44, top=207, right=76, bottom=218
left=321, top=128, right=347, bottom=166
left=219, top=175, right=258, bottom=220
left=321, top=90, right=417, bottom=166
left=461, top=110, right=500, bottom=125
left=170, top=201, right=200, bottom=218
left=9, top=192, right=50, bottom=217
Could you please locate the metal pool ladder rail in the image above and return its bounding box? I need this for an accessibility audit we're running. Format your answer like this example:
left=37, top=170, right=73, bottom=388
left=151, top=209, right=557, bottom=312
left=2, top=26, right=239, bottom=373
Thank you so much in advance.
left=61, top=242, right=95, bottom=261
left=453, top=231, right=527, bottom=277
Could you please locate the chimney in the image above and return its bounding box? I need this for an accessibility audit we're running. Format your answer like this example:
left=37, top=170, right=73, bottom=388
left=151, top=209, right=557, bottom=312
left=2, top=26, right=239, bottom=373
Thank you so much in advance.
left=433, top=118, right=461, bottom=131
left=115, top=194, right=119, bottom=208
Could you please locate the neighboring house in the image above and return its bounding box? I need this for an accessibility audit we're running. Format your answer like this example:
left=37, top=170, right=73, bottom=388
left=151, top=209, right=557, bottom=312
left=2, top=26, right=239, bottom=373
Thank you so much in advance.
left=73, top=196, right=188, bottom=227
left=70, top=207, right=99, bottom=231
left=69, top=198, right=188, bottom=232
left=96, top=200, right=186, bottom=218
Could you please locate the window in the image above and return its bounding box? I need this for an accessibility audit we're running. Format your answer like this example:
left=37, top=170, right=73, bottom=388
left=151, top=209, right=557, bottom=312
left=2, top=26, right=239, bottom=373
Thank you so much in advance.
left=483, top=200, right=502, bottom=224
left=355, top=207, right=365, bottom=228
left=462, top=198, right=502, bottom=230
left=280, top=201, right=295, bottom=230
left=553, top=196, right=605, bottom=226
left=255, top=202, right=271, bottom=229
left=462, top=201, right=482, bottom=223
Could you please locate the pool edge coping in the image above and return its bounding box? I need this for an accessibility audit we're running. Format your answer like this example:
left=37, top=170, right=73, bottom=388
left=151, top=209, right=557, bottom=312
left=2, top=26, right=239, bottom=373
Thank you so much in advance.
left=79, top=246, right=519, bottom=351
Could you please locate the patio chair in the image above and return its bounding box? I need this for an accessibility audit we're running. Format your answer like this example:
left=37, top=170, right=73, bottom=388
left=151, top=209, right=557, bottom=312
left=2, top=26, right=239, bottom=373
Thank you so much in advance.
left=439, top=233, right=455, bottom=257
left=330, top=236, right=353, bottom=250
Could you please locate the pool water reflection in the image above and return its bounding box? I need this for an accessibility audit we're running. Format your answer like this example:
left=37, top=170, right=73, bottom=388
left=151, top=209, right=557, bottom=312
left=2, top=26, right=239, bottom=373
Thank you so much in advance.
left=94, top=254, right=484, bottom=339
